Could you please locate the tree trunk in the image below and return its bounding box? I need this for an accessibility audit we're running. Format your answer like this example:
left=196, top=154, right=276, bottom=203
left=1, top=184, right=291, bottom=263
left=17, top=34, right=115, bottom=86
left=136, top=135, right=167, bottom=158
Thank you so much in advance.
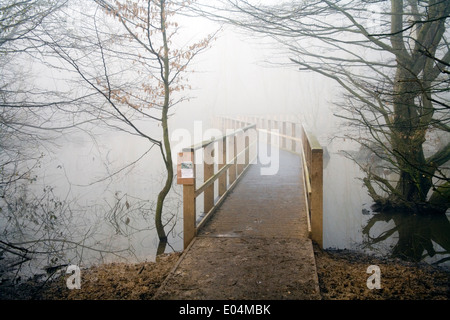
left=154, top=0, right=172, bottom=243
left=429, top=182, right=450, bottom=213
left=387, top=63, right=434, bottom=211
left=154, top=110, right=172, bottom=242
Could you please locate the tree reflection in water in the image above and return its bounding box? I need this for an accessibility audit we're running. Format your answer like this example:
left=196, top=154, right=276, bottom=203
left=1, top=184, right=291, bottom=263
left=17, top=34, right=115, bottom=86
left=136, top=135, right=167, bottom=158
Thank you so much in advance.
left=362, top=210, right=450, bottom=266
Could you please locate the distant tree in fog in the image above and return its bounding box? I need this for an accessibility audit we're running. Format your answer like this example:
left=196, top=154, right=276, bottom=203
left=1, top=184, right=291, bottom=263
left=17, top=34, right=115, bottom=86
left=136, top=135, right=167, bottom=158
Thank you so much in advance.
left=193, top=0, right=450, bottom=214
left=0, top=0, right=109, bottom=284
left=0, top=0, right=67, bottom=183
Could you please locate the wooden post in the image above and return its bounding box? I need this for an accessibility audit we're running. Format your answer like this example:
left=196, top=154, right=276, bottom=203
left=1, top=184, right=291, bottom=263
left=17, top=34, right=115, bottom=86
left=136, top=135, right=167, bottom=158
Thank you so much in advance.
left=183, top=183, right=196, bottom=249
left=310, top=146, right=323, bottom=249
left=229, top=135, right=236, bottom=184
left=282, top=121, right=287, bottom=149
left=291, top=123, right=296, bottom=153
left=178, top=151, right=196, bottom=250
left=245, top=133, right=249, bottom=167
left=273, top=120, right=278, bottom=148
left=218, top=137, right=227, bottom=196
left=204, top=144, right=214, bottom=214
left=237, top=131, right=244, bottom=175
left=234, top=134, right=239, bottom=177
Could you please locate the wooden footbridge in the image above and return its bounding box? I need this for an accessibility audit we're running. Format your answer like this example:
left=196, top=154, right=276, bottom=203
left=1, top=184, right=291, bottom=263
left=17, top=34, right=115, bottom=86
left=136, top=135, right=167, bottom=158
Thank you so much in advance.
left=155, top=116, right=324, bottom=300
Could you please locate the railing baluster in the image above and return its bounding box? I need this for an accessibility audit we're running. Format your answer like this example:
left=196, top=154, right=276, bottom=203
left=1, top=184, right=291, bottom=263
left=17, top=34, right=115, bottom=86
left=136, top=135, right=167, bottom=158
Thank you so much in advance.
left=178, top=117, right=322, bottom=250
left=237, top=130, right=245, bottom=175
left=291, top=122, right=296, bottom=153
left=204, top=144, right=214, bottom=215
left=218, top=137, right=227, bottom=197
left=229, top=135, right=236, bottom=185
left=181, top=150, right=196, bottom=250
left=245, top=134, right=249, bottom=166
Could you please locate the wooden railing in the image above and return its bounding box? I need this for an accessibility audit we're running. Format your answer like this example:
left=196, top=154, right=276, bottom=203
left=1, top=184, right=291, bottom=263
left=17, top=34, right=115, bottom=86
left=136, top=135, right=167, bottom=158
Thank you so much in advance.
left=178, top=116, right=323, bottom=249
left=235, top=116, right=324, bottom=248
left=177, top=123, right=257, bottom=249
left=300, top=125, right=323, bottom=248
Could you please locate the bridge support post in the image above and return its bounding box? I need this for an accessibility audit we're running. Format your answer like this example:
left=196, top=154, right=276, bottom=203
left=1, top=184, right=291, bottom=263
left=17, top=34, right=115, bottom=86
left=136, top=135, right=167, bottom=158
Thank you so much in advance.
left=204, top=144, right=214, bottom=214
left=245, top=134, right=249, bottom=166
left=237, top=130, right=245, bottom=175
left=178, top=151, right=196, bottom=250
left=291, top=123, right=297, bottom=153
left=311, top=149, right=323, bottom=248
left=218, top=137, right=227, bottom=197
left=229, top=135, right=237, bottom=185
left=183, top=182, right=196, bottom=249
left=282, top=122, right=287, bottom=149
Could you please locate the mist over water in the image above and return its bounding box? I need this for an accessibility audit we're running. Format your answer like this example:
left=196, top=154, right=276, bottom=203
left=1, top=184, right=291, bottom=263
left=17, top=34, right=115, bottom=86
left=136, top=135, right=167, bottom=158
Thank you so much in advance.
left=4, top=20, right=449, bottom=279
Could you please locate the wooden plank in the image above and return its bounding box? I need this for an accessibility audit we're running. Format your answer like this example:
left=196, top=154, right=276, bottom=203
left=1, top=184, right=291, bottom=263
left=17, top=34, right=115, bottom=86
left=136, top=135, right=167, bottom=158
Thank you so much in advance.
left=196, top=155, right=252, bottom=232
left=257, top=128, right=302, bottom=143
left=196, top=162, right=231, bottom=197
left=218, top=137, right=227, bottom=197
left=183, top=124, right=256, bottom=152
left=204, top=144, right=214, bottom=214
left=291, top=122, right=296, bottom=153
left=229, top=135, right=236, bottom=185
left=155, top=149, right=321, bottom=300
left=310, top=150, right=323, bottom=248
left=237, top=131, right=245, bottom=175
left=183, top=183, right=196, bottom=249
left=195, top=144, right=251, bottom=197
left=245, top=134, right=249, bottom=166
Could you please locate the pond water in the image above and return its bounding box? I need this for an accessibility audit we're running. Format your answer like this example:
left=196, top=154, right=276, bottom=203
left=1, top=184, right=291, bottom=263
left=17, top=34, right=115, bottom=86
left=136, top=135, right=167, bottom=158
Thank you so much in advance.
left=322, top=145, right=450, bottom=269
left=2, top=28, right=449, bottom=282
left=2, top=115, right=449, bottom=283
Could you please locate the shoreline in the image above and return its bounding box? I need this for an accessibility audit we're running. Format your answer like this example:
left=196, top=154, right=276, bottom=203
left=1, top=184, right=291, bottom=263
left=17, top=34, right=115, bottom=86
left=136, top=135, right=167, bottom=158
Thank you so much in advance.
left=313, top=245, right=449, bottom=300
left=1, top=247, right=448, bottom=300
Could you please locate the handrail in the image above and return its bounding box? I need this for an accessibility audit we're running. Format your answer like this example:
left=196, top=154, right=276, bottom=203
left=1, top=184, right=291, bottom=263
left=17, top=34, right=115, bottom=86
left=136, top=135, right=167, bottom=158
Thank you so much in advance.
left=178, top=116, right=323, bottom=249
left=183, top=123, right=256, bottom=152
left=232, top=115, right=323, bottom=248
left=194, top=143, right=253, bottom=197
left=177, top=123, right=257, bottom=249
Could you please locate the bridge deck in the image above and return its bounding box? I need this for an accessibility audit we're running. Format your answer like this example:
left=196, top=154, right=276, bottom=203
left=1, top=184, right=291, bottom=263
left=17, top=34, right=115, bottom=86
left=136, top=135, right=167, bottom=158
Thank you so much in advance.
left=154, top=150, right=321, bottom=300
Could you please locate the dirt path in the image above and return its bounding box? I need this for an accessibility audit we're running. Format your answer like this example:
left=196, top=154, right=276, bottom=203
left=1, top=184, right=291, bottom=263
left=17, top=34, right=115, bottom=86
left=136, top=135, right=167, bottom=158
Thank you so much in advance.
left=1, top=246, right=448, bottom=300
left=153, top=237, right=320, bottom=300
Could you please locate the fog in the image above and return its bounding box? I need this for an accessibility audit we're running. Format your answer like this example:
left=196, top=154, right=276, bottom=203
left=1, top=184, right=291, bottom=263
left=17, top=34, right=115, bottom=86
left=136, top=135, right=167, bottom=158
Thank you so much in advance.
left=2, top=1, right=449, bottom=279
left=25, top=24, right=344, bottom=268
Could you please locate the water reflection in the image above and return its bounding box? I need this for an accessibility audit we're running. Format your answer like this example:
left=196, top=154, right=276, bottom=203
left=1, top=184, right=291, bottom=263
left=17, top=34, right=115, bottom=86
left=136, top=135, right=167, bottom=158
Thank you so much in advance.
left=322, top=146, right=450, bottom=269
left=362, top=210, right=450, bottom=266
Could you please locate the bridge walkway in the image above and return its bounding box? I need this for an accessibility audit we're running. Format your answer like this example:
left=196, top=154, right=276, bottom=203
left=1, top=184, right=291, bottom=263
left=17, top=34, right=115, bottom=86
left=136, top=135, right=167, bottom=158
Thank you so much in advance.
left=154, top=149, right=321, bottom=300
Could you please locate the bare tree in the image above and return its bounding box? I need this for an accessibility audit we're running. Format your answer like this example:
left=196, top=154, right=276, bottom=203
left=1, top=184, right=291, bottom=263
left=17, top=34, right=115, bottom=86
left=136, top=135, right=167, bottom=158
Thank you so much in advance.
left=0, top=0, right=154, bottom=283
left=39, top=0, right=215, bottom=244
left=0, top=0, right=121, bottom=285
left=193, top=0, right=450, bottom=214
